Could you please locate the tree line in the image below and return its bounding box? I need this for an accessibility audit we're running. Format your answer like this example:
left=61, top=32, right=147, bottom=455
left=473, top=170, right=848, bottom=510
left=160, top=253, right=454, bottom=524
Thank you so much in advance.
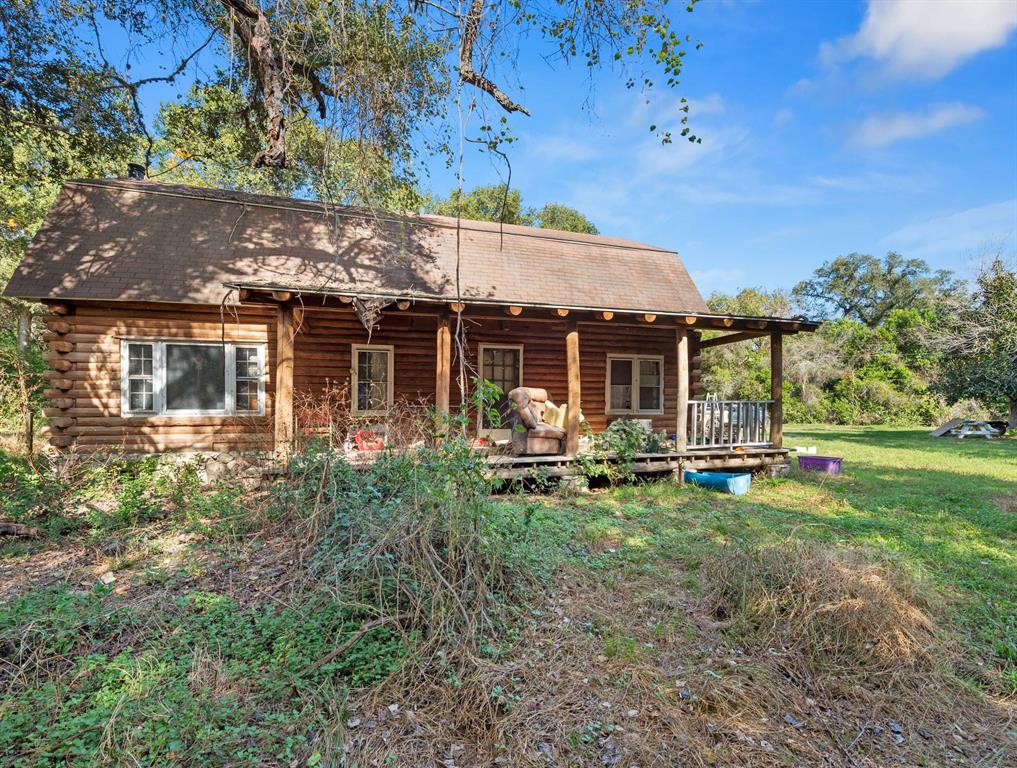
left=702, top=252, right=1016, bottom=429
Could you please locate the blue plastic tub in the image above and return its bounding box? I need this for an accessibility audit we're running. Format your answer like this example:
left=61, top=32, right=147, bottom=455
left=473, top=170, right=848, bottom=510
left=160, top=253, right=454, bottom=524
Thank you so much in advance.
left=684, top=471, right=752, bottom=496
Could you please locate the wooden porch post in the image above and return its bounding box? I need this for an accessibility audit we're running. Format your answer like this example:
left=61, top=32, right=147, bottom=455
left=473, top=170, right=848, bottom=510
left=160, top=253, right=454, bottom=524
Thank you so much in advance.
left=274, top=304, right=295, bottom=462
left=565, top=322, right=581, bottom=456
left=435, top=313, right=451, bottom=425
left=676, top=328, right=689, bottom=451
left=769, top=331, right=783, bottom=448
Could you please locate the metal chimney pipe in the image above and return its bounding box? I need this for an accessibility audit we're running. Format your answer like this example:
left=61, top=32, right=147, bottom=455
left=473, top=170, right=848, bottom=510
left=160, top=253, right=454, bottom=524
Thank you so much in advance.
left=126, top=163, right=146, bottom=180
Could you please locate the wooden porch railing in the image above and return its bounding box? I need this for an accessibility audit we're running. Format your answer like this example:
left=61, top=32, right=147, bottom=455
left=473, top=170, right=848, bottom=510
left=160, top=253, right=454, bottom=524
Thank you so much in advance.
left=687, top=399, right=772, bottom=449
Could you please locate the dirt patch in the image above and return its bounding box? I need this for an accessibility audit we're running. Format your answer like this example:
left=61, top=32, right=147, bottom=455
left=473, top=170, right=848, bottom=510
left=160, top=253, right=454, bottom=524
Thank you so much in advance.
left=0, top=544, right=94, bottom=600
left=994, top=494, right=1017, bottom=514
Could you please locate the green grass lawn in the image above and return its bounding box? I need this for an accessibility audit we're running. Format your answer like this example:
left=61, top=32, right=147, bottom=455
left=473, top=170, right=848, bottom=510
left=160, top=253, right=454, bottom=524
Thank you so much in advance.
left=506, top=425, right=1017, bottom=692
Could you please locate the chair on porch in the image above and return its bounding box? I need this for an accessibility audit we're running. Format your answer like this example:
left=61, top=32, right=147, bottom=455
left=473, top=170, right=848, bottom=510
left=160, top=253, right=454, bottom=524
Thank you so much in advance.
left=507, top=387, right=566, bottom=455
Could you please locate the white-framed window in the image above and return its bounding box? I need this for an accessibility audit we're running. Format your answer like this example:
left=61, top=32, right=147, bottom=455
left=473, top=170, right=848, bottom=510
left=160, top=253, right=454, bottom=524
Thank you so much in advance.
left=351, top=344, right=394, bottom=415
left=606, top=354, right=664, bottom=415
left=119, top=340, right=265, bottom=417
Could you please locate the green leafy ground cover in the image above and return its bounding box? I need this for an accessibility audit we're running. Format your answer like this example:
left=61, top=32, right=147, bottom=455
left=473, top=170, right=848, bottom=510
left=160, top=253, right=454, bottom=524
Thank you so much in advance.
left=0, top=426, right=1013, bottom=766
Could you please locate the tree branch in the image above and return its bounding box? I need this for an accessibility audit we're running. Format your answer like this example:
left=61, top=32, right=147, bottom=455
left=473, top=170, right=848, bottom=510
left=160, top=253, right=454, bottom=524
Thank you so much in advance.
left=220, top=0, right=290, bottom=167
left=458, top=0, right=529, bottom=116
left=289, top=60, right=334, bottom=120
left=0, top=522, right=40, bottom=538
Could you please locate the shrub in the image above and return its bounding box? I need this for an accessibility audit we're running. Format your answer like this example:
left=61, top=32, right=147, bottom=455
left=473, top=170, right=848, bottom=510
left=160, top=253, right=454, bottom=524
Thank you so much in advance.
left=278, top=436, right=546, bottom=675
left=577, top=419, right=649, bottom=483
left=0, top=584, right=404, bottom=765
left=0, top=450, right=248, bottom=539
left=0, top=450, right=62, bottom=525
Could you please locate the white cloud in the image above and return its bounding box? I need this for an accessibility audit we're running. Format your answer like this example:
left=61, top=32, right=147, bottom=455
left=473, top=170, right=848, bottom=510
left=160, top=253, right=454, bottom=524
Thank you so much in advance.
left=633, top=125, right=746, bottom=176
left=848, top=102, right=985, bottom=148
left=821, top=0, right=1017, bottom=80
left=530, top=135, right=601, bottom=163
left=807, top=170, right=933, bottom=194
left=877, top=199, right=1017, bottom=264
left=672, top=182, right=817, bottom=206
left=692, top=93, right=726, bottom=116
left=772, top=108, right=794, bottom=126
left=751, top=225, right=809, bottom=244
left=690, top=267, right=746, bottom=293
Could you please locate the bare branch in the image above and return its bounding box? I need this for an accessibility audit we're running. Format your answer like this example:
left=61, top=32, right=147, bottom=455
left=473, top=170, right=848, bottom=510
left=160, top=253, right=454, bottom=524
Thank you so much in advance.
left=117, top=30, right=216, bottom=92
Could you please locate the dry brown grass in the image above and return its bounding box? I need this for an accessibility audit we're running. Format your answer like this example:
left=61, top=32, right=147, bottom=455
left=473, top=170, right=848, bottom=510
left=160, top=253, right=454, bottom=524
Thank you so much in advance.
left=709, top=540, right=940, bottom=691
left=337, top=543, right=1014, bottom=768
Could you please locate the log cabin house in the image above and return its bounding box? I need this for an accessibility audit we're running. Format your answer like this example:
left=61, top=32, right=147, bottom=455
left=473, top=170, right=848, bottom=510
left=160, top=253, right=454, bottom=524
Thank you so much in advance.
left=4, top=178, right=818, bottom=478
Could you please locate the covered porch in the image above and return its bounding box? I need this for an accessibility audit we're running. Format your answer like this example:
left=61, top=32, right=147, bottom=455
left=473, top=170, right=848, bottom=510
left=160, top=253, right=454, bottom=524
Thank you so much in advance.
left=238, top=284, right=816, bottom=476
left=483, top=328, right=792, bottom=480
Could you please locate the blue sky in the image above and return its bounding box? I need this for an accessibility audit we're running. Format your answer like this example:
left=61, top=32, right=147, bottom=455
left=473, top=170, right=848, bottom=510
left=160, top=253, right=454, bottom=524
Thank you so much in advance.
left=126, top=0, right=1017, bottom=296
left=426, top=0, right=1017, bottom=295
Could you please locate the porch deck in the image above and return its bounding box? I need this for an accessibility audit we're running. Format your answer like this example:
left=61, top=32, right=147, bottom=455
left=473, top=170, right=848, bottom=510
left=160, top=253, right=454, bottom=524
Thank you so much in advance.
left=485, top=446, right=790, bottom=481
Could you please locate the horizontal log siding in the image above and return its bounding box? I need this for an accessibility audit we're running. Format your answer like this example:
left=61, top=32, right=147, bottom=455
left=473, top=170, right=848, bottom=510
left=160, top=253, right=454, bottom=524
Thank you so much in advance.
left=449, top=316, right=571, bottom=426
left=446, top=316, right=682, bottom=434
left=44, top=303, right=700, bottom=452
left=293, top=309, right=438, bottom=404
left=576, top=322, right=679, bottom=434
left=44, top=302, right=275, bottom=452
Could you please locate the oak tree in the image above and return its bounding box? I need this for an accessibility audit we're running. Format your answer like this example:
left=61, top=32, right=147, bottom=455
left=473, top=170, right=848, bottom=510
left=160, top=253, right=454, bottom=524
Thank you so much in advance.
left=792, top=252, right=962, bottom=327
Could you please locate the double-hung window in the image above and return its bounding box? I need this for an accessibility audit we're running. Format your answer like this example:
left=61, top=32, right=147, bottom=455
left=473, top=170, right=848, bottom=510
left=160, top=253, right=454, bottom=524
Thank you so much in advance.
left=351, top=344, right=394, bottom=415
left=120, top=340, right=265, bottom=416
left=606, top=355, right=664, bottom=415
left=125, top=343, right=155, bottom=412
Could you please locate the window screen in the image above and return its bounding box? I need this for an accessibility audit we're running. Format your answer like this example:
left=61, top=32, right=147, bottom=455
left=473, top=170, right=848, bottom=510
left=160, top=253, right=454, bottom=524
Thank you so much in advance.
left=165, top=344, right=226, bottom=412
left=127, top=343, right=154, bottom=412
left=356, top=348, right=390, bottom=412
left=609, top=358, right=632, bottom=411
left=638, top=359, right=662, bottom=411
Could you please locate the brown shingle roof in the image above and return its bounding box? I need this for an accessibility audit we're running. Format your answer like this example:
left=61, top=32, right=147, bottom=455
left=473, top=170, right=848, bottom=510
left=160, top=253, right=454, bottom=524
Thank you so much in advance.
left=4, top=179, right=709, bottom=313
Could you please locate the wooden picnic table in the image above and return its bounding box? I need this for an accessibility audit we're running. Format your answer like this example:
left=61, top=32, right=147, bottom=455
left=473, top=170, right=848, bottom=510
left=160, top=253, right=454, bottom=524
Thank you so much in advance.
left=952, top=420, right=1001, bottom=439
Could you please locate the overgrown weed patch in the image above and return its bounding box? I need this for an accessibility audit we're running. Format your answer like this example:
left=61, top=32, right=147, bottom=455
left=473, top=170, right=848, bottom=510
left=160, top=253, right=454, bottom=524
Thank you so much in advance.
left=0, top=426, right=1014, bottom=765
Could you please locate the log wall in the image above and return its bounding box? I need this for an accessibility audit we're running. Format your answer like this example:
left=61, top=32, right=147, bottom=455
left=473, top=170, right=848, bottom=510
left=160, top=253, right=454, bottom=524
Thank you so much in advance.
left=444, top=313, right=698, bottom=435
left=40, top=302, right=703, bottom=451
left=293, top=307, right=438, bottom=404
left=41, top=302, right=276, bottom=452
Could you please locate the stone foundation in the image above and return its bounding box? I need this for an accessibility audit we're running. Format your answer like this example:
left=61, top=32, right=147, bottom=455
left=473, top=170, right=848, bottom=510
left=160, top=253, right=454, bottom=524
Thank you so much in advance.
left=155, top=451, right=273, bottom=489
left=49, top=449, right=275, bottom=491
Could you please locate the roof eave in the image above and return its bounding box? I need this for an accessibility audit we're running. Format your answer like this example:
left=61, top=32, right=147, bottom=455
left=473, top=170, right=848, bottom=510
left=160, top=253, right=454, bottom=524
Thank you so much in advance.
left=225, top=281, right=821, bottom=332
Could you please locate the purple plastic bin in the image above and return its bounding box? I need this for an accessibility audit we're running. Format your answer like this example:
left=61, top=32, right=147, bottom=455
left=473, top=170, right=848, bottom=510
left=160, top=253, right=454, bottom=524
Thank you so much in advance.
left=798, top=455, right=843, bottom=474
